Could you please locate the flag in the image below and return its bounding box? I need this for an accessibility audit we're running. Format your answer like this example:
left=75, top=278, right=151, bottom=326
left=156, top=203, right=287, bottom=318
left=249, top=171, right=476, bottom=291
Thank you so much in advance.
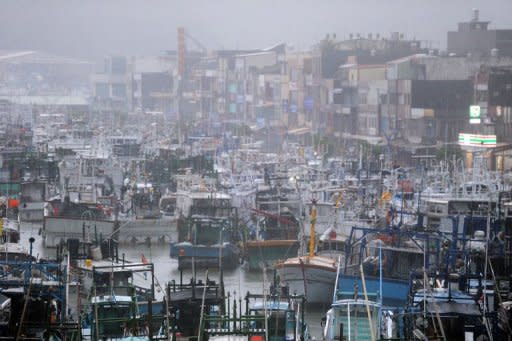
left=141, top=253, right=149, bottom=264
left=381, top=191, right=392, bottom=202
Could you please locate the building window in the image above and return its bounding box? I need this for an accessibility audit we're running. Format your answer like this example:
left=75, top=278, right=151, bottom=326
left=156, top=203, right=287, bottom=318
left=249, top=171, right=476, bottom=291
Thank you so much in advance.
left=476, top=90, right=488, bottom=102
left=112, top=84, right=127, bottom=98
left=368, top=116, right=376, bottom=129
left=360, top=93, right=367, bottom=105
left=111, top=57, right=127, bottom=74
left=95, top=83, right=109, bottom=98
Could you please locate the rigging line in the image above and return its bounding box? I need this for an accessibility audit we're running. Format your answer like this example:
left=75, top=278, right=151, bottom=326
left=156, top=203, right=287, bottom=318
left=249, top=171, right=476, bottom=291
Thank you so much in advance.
left=487, top=257, right=511, bottom=334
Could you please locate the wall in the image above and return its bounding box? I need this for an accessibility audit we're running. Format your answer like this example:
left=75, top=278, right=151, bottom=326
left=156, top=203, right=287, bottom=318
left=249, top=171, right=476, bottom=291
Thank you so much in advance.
left=447, top=29, right=496, bottom=57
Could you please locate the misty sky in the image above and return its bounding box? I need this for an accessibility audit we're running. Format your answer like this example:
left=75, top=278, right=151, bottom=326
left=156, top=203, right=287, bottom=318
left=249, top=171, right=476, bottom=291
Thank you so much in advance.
left=1, top=0, right=511, bottom=60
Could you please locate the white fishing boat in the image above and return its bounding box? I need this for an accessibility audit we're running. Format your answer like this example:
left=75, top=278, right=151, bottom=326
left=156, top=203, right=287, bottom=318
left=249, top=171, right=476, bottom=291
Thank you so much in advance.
left=276, top=201, right=346, bottom=304
left=276, top=254, right=337, bottom=304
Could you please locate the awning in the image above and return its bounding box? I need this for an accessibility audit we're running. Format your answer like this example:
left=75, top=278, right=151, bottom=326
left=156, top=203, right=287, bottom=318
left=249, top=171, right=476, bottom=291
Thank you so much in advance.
left=341, top=133, right=383, bottom=145
left=288, top=127, right=311, bottom=135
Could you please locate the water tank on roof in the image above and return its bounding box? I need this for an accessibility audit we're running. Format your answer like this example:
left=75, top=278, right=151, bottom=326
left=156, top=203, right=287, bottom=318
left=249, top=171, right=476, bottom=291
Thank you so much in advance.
left=472, top=8, right=479, bottom=21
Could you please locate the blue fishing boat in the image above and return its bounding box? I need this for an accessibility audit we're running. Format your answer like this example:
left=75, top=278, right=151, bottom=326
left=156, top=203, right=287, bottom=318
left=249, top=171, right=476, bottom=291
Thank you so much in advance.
left=339, top=226, right=435, bottom=308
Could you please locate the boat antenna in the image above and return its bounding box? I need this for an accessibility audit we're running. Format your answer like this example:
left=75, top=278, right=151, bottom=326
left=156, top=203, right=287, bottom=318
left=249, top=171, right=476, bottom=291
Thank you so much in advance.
left=308, top=199, right=317, bottom=258
left=198, top=269, right=209, bottom=341
left=379, top=239, right=383, bottom=304
left=263, top=266, right=269, bottom=341
left=422, top=235, right=428, bottom=337
left=218, top=224, right=224, bottom=295
left=332, top=256, right=341, bottom=304
left=110, top=251, right=115, bottom=298
left=482, top=194, right=494, bottom=340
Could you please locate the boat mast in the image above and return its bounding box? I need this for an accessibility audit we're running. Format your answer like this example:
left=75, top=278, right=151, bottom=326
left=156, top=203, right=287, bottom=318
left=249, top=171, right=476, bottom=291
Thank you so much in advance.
left=308, top=200, right=317, bottom=258
left=198, top=269, right=209, bottom=341
left=482, top=193, right=494, bottom=340
left=360, top=264, right=376, bottom=341
left=263, top=267, right=269, bottom=341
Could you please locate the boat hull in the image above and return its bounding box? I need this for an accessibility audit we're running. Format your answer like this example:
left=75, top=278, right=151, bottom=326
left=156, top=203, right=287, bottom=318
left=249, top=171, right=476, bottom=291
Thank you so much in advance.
left=276, top=256, right=337, bottom=304
left=170, top=242, right=240, bottom=270
left=337, top=273, right=409, bottom=307
left=43, top=216, right=115, bottom=248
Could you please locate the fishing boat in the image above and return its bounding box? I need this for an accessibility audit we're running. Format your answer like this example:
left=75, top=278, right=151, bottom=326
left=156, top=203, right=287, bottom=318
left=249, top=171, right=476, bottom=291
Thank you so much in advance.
left=81, top=283, right=165, bottom=340
left=339, top=225, right=429, bottom=308
left=323, top=264, right=381, bottom=341
left=276, top=201, right=344, bottom=305
left=200, top=274, right=309, bottom=341
left=64, top=236, right=160, bottom=301
left=166, top=275, right=225, bottom=339
left=117, top=182, right=176, bottom=245
left=244, top=207, right=301, bottom=271
left=244, top=180, right=302, bottom=271
left=170, top=190, right=241, bottom=270
left=42, top=194, right=116, bottom=248
left=80, top=261, right=166, bottom=340
left=275, top=255, right=337, bottom=305
left=406, top=270, right=487, bottom=340
left=0, top=237, right=80, bottom=339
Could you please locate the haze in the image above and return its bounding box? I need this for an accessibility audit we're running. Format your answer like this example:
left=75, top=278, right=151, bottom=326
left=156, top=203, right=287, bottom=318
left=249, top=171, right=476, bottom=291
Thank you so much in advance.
left=1, top=0, right=511, bottom=58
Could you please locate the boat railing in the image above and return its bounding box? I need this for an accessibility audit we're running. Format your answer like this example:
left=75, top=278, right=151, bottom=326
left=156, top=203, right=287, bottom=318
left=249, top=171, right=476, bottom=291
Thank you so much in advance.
left=201, top=314, right=267, bottom=335
left=0, top=260, right=62, bottom=285
left=167, top=280, right=222, bottom=300
left=92, top=284, right=137, bottom=298
left=335, top=290, right=379, bottom=302
left=90, top=284, right=154, bottom=303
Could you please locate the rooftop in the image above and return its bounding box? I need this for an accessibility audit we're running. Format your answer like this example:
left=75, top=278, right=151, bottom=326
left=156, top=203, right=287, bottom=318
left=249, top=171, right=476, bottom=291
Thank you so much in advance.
left=0, top=95, right=89, bottom=106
